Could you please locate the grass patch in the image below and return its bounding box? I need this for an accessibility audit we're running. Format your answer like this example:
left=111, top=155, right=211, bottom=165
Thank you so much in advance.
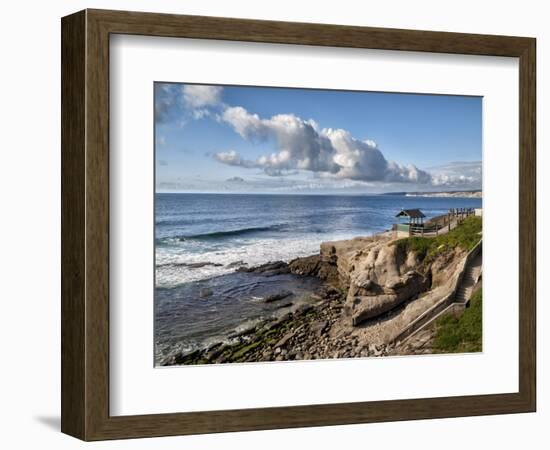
left=394, top=216, right=482, bottom=262
left=433, top=288, right=482, bottom=353
left=394, top=236, right=432, bottom=260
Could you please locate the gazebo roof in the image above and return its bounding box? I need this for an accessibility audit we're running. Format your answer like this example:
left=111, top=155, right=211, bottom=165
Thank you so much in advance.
left=395, top=208, right=426, bottom=219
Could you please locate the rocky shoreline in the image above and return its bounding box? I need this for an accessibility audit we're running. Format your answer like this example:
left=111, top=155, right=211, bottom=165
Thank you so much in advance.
left=162, top=279, right=393, bottom=365
left=162, top=219, right=479, bottom=366
left=161, top=233, right=413, bottom=366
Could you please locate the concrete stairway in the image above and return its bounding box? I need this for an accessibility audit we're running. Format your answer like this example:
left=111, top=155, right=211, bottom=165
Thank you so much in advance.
left=454, top=251, right=482, bottom=305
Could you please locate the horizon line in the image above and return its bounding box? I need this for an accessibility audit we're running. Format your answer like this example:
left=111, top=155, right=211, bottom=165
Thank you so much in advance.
left=155, top=189, right=483, bottom=196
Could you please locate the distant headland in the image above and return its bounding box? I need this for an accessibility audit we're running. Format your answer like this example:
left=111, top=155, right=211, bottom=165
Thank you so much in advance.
left=384, top=190, right=482, bottom=199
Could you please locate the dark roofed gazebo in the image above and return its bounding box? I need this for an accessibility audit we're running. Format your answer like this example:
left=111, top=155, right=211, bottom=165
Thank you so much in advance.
left=395, top=208, right=425, bottom=221
left=395, top=209, right=426, bottom=233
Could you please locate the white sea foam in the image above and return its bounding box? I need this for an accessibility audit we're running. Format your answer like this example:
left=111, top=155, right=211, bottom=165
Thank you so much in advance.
left=155, top=233, right=362, bottom=288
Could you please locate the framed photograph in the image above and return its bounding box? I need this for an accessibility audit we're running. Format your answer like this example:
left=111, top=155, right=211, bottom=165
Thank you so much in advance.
left=61, top=9, right=536, bottom=440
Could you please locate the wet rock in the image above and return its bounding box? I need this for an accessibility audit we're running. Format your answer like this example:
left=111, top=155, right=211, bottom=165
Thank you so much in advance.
left=262, top=320, right=282, bottom=332
left=199, top=288, right=213, bottom=298
left=173, top=348, right=201, bottom=364
left=204, top=343, right=225, bottom=360
left=289, top=255, right=321, bottom=276
left=275, top=302, right=293, bottom=309
left=264, top=290, right=293, bottom=303
left=272, top=312, right=293, bottom=327
left=325, top=286, right=341, bottom=297
left=228, top=325, right=258, bottom=339
left=184, top=262, right=223, bottom=269
left=226, top=260, right=246, bottom=268
left=237, top=260, right=290, bottom=275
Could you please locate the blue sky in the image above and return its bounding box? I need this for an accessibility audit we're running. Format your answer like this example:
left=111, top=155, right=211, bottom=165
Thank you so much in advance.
left=155, top=83, right=482, bottom=194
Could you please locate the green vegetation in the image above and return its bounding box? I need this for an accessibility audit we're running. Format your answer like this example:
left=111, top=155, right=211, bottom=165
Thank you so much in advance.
left=178, top=319, right=294, bottom=364
left=231, top=340, right=263, bottom=360
left=433, top=288, right=483, bottom=353
left=393, top=216, right=482, bottom=263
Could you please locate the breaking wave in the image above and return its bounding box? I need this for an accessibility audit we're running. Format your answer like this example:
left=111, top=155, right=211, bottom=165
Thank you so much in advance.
left=156, top=223, right=288, bottom=244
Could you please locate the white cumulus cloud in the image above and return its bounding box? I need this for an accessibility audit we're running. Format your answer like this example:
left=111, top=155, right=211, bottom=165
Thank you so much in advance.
left=427, top=161, right=482, bottom=188
left=216, top=106, right=432, bottom=183
left=182, top=85, right=223, bottom=108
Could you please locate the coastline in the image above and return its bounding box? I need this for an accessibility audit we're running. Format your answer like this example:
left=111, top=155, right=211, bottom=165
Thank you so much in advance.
left=384, top=190, right=482, bottom=199
left=161, top=254, right=395, bottom=366
left=160, top=214, right=483, bottom=366
left=405, top=192, right=482, bottom=199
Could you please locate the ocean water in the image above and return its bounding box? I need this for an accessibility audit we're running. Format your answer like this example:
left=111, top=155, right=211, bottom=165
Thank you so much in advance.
left=154, top=193, right=482, bottom=363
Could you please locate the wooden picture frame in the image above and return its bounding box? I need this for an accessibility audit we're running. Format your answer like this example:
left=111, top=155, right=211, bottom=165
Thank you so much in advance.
left=61, top=9, right=536, bottom=441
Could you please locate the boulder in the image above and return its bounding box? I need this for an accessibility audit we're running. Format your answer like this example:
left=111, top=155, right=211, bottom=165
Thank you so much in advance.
left=264, top=290, right=293, bottom=303
left=310, top=320, right=329, bottom=336
left=289, top=255, right=321, bottom=276
left=276, top=331, right=295, bottom=348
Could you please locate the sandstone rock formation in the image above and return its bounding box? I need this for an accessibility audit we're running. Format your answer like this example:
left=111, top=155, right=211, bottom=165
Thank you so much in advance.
left=315, top=233, right=462, bottom=327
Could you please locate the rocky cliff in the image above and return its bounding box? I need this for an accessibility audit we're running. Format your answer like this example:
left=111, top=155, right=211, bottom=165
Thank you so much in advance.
left=290, top=232, right=466, bottom=327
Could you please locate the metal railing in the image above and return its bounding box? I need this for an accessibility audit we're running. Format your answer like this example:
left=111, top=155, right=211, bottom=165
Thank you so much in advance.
left=408, top=208, right=476, bottom=237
